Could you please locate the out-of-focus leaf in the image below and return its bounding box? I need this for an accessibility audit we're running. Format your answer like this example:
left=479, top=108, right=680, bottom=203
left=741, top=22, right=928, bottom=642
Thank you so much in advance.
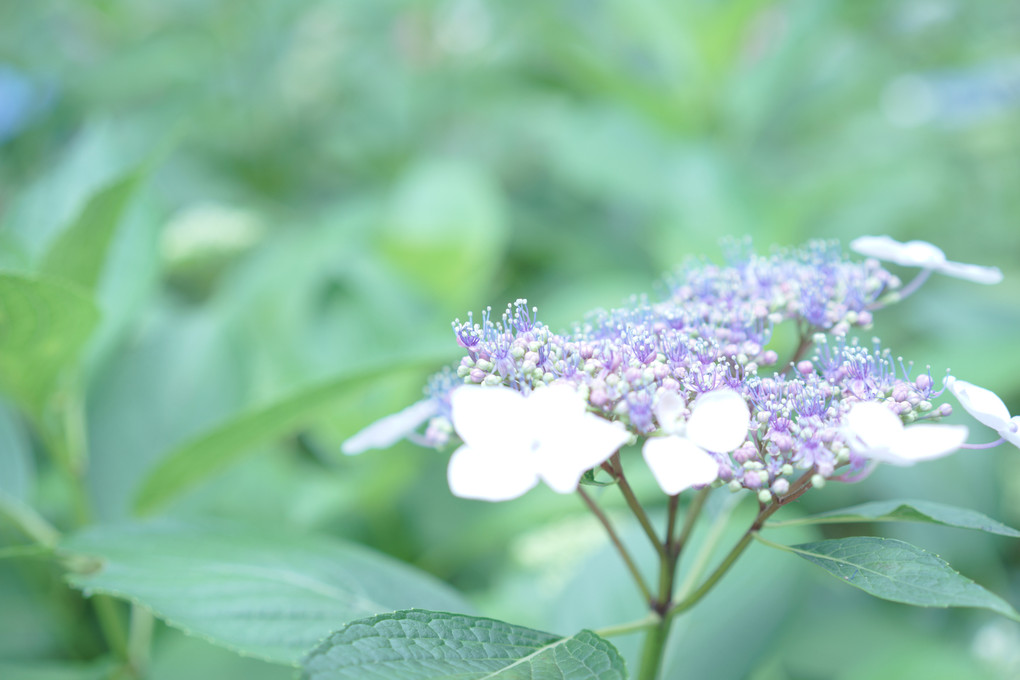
left=62, top=520, right=473, bottom=666
left=380, top=159, right=508, bottom=307
left=39, top=169, right=145, bottom=293
left=780, top=536, right=1020, bottom=620
left=302, top=610, right=626, bottom=680
left=132, top=348, right=453, bottom=516
left=0, top=660, right=115, bottom=680
left=0, top=400, right=32, bottom=500
left=769, top=499, right=1020, bottom=537
left=0, top=274, right=99, bottom=414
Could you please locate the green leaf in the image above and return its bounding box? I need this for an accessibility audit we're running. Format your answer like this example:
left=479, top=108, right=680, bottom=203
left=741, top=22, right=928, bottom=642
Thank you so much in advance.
left=39, top=169, right=146, bottom=293
left=132, top=350, right=453, bottom=515
left=302, top=610, right=627, bottom=680
left=580, top=468, right=617, bottom=487
left=0, top=274, right=100, bottom=413
left=768, top=499, right=1020, bottom=537
left=61, top=519, right=472, bottom=666
left=783, top=536, right=1020, bottom=620
left=0, top=660, right=116, bottom=680
left=0, top=400, right=33, bottom=500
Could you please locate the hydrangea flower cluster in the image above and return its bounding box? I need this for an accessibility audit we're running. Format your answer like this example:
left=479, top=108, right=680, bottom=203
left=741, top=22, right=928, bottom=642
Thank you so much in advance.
left=345, top=236, right=1010, bottom=503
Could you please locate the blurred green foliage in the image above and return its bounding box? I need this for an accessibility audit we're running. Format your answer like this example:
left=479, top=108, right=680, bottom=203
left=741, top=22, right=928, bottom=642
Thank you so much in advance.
left=1, top=0, right=1019, bottom=678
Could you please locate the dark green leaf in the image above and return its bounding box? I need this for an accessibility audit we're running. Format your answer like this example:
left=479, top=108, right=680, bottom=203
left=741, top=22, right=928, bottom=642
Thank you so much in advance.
left=62, top=520, right=472, bottom=665
left=302, top=610, right=627, bottom=680
left=769, top=499, right=1020, bottom=537
left=784, top=536, right=1020, bottom=620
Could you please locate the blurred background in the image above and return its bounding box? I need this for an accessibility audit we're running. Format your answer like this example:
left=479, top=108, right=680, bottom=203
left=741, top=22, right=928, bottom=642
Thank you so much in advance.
left=1, top=1, right=1019, bottom=678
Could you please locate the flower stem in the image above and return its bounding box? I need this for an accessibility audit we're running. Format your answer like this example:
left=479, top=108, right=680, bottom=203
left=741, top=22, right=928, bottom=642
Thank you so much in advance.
left=577, top=487, right=652, bottom=603
left=672, top=487, right=709, bottom=558
left=594, top=613, right=660, bottom=638
left=605, top=454, right=665, bottom=558
left=636, top=615, right=674, bottom=680
left=668, top=469, right=815, bottom=618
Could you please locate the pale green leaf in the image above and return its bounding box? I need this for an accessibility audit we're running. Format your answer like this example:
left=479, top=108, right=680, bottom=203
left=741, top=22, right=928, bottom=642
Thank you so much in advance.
left=39, top=169, right=145, bottom=293
left=769, top=499, right=1020, bottom=537
left=62, top=520, right=472, bottom=665
left=302, top=610, right=627, bottom=680
left=132, top=350, right=453, bottom=515
left=785, top=536, right=1020, bottom=620
left=0, top=274, right=99, bottom=413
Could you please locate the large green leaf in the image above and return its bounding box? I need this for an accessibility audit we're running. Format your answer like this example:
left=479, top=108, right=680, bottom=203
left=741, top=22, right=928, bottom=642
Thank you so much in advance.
left=768, top=499, right=1020, bottom=537
left=39, top=169, right=146, bottom=293
left=781, top=536, right=1020, bottom=620
left=62, top=520, right=472, bottom=666
left=302, top=610, right=627, bottom=680
left=0, top=274, right=99, bottom=413
left=132, top=350, right=452, bottom=515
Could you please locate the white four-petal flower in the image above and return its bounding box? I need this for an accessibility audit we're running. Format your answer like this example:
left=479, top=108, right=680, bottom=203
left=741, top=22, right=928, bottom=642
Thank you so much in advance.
left=843, top=401, right=968, bottom=465
left=642, top=389, right=750, bottom=496
left=447, top=384, right=632, bottom=501
left=946, top=378, right=1020, bottom=449
left=850, top=235, right=1003, bottom=284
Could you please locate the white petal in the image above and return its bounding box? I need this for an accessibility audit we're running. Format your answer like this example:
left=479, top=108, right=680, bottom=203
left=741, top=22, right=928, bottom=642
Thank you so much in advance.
left=341, top=399, right=438, bottom=455
left=642, top=436, right=719, bottom=496
left=884, top=424, right=969, bottom=466
left=450, top=385, right=529, bottom=449
left=936, top=260, right=1004, bottom=285
left=686, top=389, right=750, bottom=453
left=446, top=444, right=539, bottom=501
left=844, top=401, right=904, bottom=453
left=850, top=235, right=945, bottom=268
left=1002, top=417, right=1020, bottom=450
left=947, top=379, right=1012, bottom=431
left=537, top=415, right=631, bottom=494
left=652, top=390, right=685, bottom=433
left=845, top=402, right=968, bottom=466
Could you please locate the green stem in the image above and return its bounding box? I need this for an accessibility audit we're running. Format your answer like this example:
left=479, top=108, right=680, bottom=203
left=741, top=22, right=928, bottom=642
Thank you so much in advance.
left=669, top=530, right=755, bottom=616
left=45, top=387, right=135, bottom=669
left=668, top=470, right=816, bottom=618
left=577, top=487, right=653, bottom=603
left=672, top=487, right=709, bottom=558
left=673, top=493, right=741, bottom=601
left=93, top=595, right=130, bottom=663
left=127, top=605, right=155, bottom=677
left=0, top=494, right=61, bottom=547
left=664, top=494, right=679, bottom=549
left=636, top=615, right=674, bottom=680
left=594, top=613, right=660, bottom=638
left=606, top=454, right=665, bottom=558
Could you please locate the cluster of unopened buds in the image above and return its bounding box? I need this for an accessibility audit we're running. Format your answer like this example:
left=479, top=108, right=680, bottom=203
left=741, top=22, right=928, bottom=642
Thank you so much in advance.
left=344, top=235, right=1012, bottom=505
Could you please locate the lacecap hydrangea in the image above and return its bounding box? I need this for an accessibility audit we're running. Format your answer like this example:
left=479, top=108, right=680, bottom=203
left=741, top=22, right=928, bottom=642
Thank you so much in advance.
left=344, top=237, right=1009, bottom=503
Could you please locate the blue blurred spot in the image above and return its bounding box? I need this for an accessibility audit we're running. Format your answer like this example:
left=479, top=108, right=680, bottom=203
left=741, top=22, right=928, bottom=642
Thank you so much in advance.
left=0, top=64, right=51, bottom=143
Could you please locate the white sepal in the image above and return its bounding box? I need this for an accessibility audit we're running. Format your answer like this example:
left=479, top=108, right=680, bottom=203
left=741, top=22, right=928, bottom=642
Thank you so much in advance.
left=642, top=436, right=720, bottom=496
left=341, top=399, right=438, bottom=455
left=946, top=378, right=1012, bottom=431
left=447, top=384, right=630, bottom=501
left=850, top=235, right=1002, bottom=284
left=844, top=401, right=968, bottom=466
left=447, top=444, right=539, bottom=501
left=686, top=389, right=750, bottom=453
